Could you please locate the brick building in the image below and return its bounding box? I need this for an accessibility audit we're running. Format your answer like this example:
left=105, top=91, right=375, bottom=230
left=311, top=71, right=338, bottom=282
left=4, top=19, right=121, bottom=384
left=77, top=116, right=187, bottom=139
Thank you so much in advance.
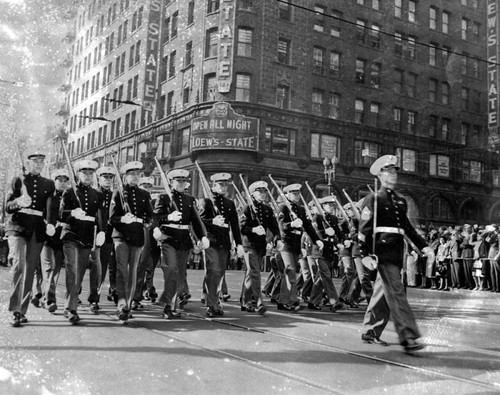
left=57, top=0, right=500, bottom=228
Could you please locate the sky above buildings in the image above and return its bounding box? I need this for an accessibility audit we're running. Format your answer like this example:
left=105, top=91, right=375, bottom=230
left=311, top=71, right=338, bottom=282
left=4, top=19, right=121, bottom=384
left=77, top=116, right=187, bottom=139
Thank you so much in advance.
left=0, top=0, right=73, bottom=160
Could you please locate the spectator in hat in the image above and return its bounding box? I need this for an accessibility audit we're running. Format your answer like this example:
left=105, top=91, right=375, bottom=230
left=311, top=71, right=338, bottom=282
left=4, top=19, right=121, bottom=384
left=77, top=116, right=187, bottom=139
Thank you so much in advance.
left=5, top=150, right=55, bottom=327
left=109, top=161, right=154, bottom=322
left=460, top=224, right=476, bottom=290
left=484, top=224, right=500, bottom=293
left=435, top=234, right=451, bottom=291
left=60, top=159, right=105, bottom=323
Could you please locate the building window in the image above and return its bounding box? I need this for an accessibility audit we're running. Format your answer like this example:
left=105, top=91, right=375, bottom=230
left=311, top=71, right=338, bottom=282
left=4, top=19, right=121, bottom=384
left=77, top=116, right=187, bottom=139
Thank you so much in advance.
left=395, top=148, right=416, bottom=172
left=237, top=27, right=253, bottom=57
left=264, top=125, right=296, bottom=156
left=278, top=0, right=291, bottom=21
left=407, top=73, right=417, bottom=97
left=168, top=50, right=176, bottom=78
left=164, top=17, right=170, bottom=42
left=472, top=22, right=480, bottom=39
left=372, top=0, right=380, bottom=10
left=370, top=24, right=380, bottom=49
left=429, top=6, right=437, bottom=29
left=394, top=69, right=403, bottom=94
left=166, top=91, right=174, bottom=116
left=277, top=37, right=291, bottom=64
left=461, top=87, right=469, bottom=111
left=276, top=84, right=290, bottom=109
left=204, top=73, right=217, bottom=101
left=313, top=4, right=326, bottom=32
left=407, top=35, right=416, bottom=59
left=356, top=59, right=365, bottom=84
left=331, top=10, right=341, bottom=37
left=171, top=11, right=178, bottom=38
left=370, top=102, right=380, bottom=126
left=462, top=18, right=469, bottom=40
left=429, top=43, right=436, bottom=66
left=356, top=19, right=366, bottom=44
left=329, top=51, right=340, bottom=76
left=408, top=0, right=416, bottom=23
left=442, top=11, right=449, bottom=34
left=461, top=54, right=468, bottom=75
left=429, top=154, right=450, bottom=178
left=395, top=32, right=403, bottom=56
left=183, top=87, right=190, bottom=107
left=187, top=0, right=195, bottom=25
left=180, top=127, right=191, bottom=155
left=394, top=107, right=402, bottom=131
left=235, top=73, right=251, bottom=102
left=328, top=92, right=340, bottom=119
left=441, top=118, right=450, bottom=140
left=460, top=122, right=469, bottom=145
left=429, top=115, right=438, bottom=137
left=407, top=111, right=416, bottom=134
left=429, top=79, right=437, bottom=102
left=311, top=133, right=340, bottom=159
left=205, top=28, right=218, bottom=58
left=462, top=160, right=483, bottom=183
left=313, top=47, right=325, bottom=74
left=238, top=0, right=252, bottom=11
left=470, top=125, right=480, bottom=146
left=355, top=140, right=381, bottom=166
left=355, top=99, right=365, bottom=124
left=185, top=41, right=193, bottom=67
left=370, top=63, right=380, bottom=88
left=441, top=46, right=451, bottom=66
left=395, top=0, right=402, bottom=18
left=442, top=82, right=450, bottom=105
left=312, top=89, right=324, bottom=116
left=207, top=0, right=220, bottom=14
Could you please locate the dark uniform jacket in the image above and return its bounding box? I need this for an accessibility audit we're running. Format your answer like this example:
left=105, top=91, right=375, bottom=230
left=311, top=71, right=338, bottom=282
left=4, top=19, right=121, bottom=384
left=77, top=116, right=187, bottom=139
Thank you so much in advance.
left=198, top=193, right=242, bottom=250
left=314, top=212, right=343, bottom=261
left=109, top=184, right=153, bottom=247
left=5, top=174, right=55, bottom=242
left=46, top=190, right=64, bottom=249
left=154, top=190, right=207, bottom=250
left=358, top=187, right=426, bottom=262
left=279, top=200, right=319, bottom=255
left=97, top=186, right=113, bottom=241
left=240, top=199, right=281, bottom=255
left=60, top=183, right=104, bottom=248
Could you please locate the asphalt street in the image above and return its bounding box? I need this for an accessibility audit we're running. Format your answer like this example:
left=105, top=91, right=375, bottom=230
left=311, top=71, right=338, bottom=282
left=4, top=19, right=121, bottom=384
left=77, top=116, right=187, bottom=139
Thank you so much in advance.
left=1, top=267, right=500, bottom=394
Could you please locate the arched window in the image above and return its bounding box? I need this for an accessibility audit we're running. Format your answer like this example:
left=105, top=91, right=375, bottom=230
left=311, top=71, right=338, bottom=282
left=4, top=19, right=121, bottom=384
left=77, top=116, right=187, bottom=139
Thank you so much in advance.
left=426, top=196, right=454, bottom=222
left=459, top=199, right=483, bottom=223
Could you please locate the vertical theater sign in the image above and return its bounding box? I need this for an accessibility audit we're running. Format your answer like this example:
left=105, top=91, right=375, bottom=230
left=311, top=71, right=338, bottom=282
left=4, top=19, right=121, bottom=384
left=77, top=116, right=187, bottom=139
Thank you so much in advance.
left=217, top=0, right=235, bottom=93
left=143, top=0, right=161, bottom=113
left=488, top=0, right=500, bottom=146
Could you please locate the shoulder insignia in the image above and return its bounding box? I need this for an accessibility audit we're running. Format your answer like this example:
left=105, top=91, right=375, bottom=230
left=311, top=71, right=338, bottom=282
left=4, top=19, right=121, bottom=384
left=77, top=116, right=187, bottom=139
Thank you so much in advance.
left=361, top=206, right=372, bottom=220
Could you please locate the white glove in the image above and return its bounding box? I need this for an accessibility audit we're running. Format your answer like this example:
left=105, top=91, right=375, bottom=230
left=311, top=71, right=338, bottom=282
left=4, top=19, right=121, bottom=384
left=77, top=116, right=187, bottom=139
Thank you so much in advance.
left=422, top=246, right=435, bottom=258
left=212, top=215, right=225, bottom=227
left=276, top=240, right=284, bottom=251
left=71, top=208, right=86, bottom=220
left=198, top=236, right=210, bottom=250
left=95, top=231, right=106, bottom=247
left=46, top=223, right=55, bottom=236
left=153, top=227, right=163, bottom=240
left=15, top=195, right=32, bottom=208
left=343, top=240, right=352, bottom=248
left=120, top=212, right=135, bottom=224
left=325, top=227, right=335, bottom=236
left=315, top=240, right=324, bottom=250
left=167, top=211, right=182, bottom=222
left=252, top=225, right=266, bottom=236
left=362, top=255, right=378, bottom=270
left=290, top=218, right=303, bottom=228
left=236, top=244, right=245, bottom=258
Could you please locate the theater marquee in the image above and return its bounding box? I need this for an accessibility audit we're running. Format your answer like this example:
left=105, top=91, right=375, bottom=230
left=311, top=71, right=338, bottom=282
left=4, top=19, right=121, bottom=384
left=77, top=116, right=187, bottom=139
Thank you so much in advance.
left=190, top=102, right=259, bottom=152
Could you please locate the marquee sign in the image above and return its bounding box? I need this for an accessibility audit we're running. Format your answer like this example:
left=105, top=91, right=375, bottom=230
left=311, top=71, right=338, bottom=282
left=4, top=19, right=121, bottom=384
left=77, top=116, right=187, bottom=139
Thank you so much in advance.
left=190, top=102, right=259, bottom=151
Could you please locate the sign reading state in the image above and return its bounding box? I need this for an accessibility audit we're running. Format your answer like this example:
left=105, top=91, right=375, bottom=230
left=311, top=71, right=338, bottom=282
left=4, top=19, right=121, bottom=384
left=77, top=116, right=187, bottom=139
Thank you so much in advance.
left=190, top=102, right=259, bottom=151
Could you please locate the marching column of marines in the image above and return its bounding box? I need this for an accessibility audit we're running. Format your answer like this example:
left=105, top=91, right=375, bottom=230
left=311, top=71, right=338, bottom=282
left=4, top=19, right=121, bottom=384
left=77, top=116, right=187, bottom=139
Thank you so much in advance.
left=4, top=147, right=435, bottom=353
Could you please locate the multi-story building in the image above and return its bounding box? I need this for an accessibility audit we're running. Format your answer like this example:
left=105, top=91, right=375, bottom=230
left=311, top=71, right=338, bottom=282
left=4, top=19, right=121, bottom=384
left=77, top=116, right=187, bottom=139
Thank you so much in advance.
left=57, top=0, right=499, bottom=228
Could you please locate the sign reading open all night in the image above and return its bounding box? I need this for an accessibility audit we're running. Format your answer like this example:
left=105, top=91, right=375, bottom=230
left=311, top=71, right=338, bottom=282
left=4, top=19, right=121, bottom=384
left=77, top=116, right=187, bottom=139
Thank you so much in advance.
left=190, top=102, right=259, bottom=152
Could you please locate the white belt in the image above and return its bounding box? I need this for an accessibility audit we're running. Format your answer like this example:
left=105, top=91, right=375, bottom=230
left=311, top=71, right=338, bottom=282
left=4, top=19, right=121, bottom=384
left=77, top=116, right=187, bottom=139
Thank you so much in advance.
left=165, top=224, right=189, bottom=230
left=215, top=224, right=229, bottom=228
left=131, top=218, right=144, bottom=223
left=290, top=230, right=302, bottom=235
left=375, top=226, right=405, bottom=235
left=19, top=208, right=43, bottom=217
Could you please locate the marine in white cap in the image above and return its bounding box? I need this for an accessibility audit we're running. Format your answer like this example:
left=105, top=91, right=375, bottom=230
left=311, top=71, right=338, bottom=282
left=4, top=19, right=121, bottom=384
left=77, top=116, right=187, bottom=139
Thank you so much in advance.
left=59, top=159, right=105, bottom=324
left=152, top=168, right=208, bottom=319
left=358, top=154, right=435, bottom=353
left=198, top=172, right=244, bottom=317
left=109, top=160, right=154, bottom=322
left=276, top=183, right=323, bottom=311
left=239, top=180, right=282, bottom=314
left=5, top=148, right=55, bottom=327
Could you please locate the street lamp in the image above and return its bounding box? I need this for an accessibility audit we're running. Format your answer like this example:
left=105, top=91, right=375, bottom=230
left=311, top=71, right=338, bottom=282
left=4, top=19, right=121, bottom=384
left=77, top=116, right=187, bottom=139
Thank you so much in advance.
left=141, top=134, right=159, bottom=176
left=323, top=155, right=339, bottom=194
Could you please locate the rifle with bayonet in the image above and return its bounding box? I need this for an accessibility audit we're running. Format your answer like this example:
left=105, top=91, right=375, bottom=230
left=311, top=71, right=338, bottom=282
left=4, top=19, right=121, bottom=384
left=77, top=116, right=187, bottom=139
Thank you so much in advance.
left=110, top=154, right=130, bottom=213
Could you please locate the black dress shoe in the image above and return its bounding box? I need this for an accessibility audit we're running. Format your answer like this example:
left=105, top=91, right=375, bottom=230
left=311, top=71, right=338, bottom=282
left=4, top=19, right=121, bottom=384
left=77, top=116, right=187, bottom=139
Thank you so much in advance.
left=330, top=302, right=344, bottom=312
left=307, top=303, right=322, bottom=311
left=403, top=339, right=425, bottom=353
left=362, top=330, right=388, bottom=346
left=163, top=306, right=181, bottom=319
left=256, top=305, right=267, bottom=315
left=206, top=307, right=219, bottom=317
left=20, top=314, right=28, bottom=324
left=118, top=309, right=129, bottom=323
left=11, top=312, right=21, bottom=327
left=68, top=310, right=80, bottom=324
